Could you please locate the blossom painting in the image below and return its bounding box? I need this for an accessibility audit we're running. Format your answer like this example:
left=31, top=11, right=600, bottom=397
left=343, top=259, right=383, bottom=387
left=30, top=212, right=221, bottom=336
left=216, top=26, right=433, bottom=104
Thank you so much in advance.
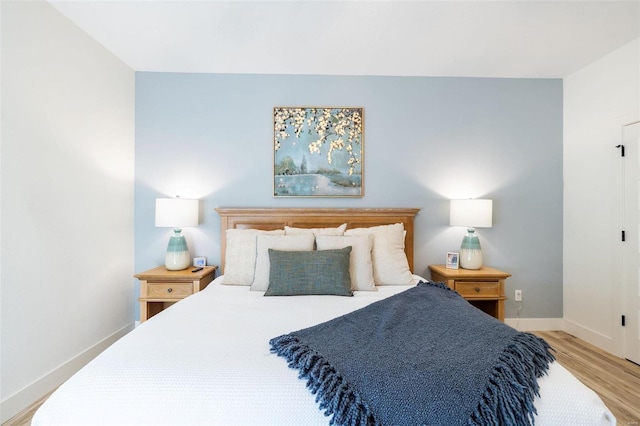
left=274, top=107, right=363, bottom=197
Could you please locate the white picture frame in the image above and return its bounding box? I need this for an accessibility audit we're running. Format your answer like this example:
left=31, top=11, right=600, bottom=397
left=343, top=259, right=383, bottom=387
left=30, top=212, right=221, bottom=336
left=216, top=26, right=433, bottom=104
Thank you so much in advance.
left=446, top=252, right=459, bottom=269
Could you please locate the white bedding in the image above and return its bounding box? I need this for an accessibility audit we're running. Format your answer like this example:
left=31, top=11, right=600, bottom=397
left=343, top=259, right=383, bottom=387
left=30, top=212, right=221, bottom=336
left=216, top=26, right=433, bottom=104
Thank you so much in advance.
left=34, top=276, right=616, bottom=425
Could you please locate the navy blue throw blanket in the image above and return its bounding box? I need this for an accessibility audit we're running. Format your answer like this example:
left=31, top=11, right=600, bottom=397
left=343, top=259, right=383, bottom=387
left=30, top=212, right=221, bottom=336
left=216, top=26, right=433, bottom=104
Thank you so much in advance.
left=269, top=281, right=554, bottom=426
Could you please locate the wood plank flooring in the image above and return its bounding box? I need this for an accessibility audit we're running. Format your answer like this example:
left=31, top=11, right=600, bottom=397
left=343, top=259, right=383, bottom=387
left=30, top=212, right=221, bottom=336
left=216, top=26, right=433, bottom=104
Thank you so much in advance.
left=2, top=390, right=54, bottom=426
left=534, top=331, right=640, bottom=426
left=3, top=331, right=640, bottom=425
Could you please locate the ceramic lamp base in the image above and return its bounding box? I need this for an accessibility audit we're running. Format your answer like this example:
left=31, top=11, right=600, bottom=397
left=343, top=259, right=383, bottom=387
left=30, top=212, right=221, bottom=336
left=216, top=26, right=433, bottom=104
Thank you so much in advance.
left=165, top=250, right=191, bottom=270
left=164, top=230, right=191, bottom=271
left=460, top=248, right=483, bottom=269
left=460, top=228, right=483, bottom=270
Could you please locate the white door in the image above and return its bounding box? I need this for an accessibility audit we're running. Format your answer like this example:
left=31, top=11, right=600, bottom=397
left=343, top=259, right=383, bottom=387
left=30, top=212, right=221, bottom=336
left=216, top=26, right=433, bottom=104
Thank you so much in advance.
left=622, top=120, right=640, bottom=365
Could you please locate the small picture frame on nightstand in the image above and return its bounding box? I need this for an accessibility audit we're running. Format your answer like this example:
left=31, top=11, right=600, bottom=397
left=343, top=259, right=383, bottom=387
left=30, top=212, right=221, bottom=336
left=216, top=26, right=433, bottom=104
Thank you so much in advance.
left=193, top=257, right=207, bottom=267
left=446, top=252, right=459, bottom=269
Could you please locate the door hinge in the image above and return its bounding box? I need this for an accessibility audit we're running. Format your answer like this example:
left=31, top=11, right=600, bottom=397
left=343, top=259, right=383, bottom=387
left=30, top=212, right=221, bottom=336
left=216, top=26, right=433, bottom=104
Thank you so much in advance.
left=622, top=230, right=626, bottom=241
left=622, top=315, right=626, bottom=326
left=616, top=144, right=626, bottom=157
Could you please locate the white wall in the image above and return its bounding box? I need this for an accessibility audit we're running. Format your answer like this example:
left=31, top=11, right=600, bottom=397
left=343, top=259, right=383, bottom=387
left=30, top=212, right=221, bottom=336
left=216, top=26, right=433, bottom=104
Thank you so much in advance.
left=0, top=1, right=135, bottom=421
left=564, top=38, right=639, bottom=354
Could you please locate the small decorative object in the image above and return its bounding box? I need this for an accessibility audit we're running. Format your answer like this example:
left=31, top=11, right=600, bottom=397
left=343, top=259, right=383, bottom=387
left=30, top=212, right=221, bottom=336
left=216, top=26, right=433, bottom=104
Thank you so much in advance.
left=449, top=199, right=493, bottom=270
left=446, top=252, right=459, bottom=269
left=155, top=197, right=199, bottom=270
left=193, top=257, right=207, bottom=267
left=273, top=107, right=363, bottom=197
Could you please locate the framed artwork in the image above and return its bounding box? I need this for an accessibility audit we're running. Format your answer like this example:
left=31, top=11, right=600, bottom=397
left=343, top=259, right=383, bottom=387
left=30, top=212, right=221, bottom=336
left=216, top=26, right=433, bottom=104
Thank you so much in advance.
left=274, top=107, right=363, bottom=197
left=446, top=252, right=459, bottom=269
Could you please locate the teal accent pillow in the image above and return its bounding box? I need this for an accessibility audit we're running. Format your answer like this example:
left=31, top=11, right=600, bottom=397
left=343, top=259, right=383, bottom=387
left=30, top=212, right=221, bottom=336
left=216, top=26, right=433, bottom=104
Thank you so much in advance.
left=264, top=247, right=353, bottom=296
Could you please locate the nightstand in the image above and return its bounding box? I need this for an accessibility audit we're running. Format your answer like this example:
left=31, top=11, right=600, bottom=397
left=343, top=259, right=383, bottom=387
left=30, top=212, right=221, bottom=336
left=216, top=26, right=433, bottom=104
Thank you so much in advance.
left=135, top=265, right=217, bottom=322
left=428, top=265, right=510, bottom=322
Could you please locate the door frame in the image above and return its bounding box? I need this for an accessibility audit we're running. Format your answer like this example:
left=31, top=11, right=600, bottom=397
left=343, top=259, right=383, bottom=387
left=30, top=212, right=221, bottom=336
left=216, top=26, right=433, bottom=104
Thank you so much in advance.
left=613, top=116, right=640, bottom=361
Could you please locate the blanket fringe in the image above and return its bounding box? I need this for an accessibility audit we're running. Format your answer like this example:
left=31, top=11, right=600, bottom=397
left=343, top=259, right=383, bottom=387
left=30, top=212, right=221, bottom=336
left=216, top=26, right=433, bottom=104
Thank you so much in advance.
left=270, top=335, right=378, bottom=426
left=418, top=280, right=452, bottom=292
left=467, top=333, right=555, bottom=426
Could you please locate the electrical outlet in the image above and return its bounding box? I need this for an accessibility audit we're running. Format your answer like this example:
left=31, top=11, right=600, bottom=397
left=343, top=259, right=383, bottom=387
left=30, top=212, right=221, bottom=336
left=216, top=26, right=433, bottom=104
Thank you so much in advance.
left=515, top=289, right=522, bottom=302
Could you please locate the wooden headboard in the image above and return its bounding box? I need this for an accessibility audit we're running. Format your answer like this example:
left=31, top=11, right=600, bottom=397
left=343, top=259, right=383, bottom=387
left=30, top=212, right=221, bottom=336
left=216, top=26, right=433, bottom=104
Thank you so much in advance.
left=215, top=208, right=420, bottom=272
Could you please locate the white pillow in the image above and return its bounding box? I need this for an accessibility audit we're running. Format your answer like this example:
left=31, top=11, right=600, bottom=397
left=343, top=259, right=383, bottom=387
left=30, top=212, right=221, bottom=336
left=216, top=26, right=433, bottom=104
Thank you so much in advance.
left=284, top=223, right=347, bottom=236
left=316, top=235, right=376, bottom=291
left=250, top=234, right=316, bottom=291
left=222, top=229, right=284, bottom=285
left=344, top=223, right=414, bottom=285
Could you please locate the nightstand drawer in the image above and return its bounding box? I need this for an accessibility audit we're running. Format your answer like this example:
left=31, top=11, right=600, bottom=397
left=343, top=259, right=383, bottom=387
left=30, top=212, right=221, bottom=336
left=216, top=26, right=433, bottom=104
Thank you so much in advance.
left=146, top=282, right=193, bottom=298
left=455, top=281, right=500, bottom=298
left=428, top=265, right=509, bottom=322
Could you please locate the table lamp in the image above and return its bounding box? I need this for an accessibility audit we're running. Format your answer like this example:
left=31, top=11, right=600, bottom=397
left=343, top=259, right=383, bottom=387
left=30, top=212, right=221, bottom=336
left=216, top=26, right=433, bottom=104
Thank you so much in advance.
left=155, top=197, right=199, bottom=270
left=449, top=199, right=493, bottom=269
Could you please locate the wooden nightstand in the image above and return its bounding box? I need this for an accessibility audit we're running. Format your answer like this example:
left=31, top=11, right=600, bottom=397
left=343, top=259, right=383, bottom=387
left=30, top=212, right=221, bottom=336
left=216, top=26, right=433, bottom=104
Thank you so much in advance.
left=428, top=265, right=510, bottom=322
left=135, top=265, right=217, bottom=322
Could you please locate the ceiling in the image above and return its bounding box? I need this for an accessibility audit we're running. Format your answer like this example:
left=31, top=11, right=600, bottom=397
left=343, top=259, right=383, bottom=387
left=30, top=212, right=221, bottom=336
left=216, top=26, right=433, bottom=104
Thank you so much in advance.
left=49, top=0, right=640, bottom=78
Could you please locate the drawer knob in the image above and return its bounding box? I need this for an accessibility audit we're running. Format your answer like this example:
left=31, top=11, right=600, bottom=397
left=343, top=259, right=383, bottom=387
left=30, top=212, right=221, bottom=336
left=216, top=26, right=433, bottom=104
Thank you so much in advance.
left=167, top=288, right=173, bottom=293
left=474, top=287, right=481, bottom=292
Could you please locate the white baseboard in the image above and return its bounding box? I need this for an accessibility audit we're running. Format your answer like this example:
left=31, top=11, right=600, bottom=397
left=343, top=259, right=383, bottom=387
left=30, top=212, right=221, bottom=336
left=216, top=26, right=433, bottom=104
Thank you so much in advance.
left=562, top=318, right=618, bottom=356
left=505, top=317, right=564, bottom=331
left=0, top=323, right=134, bottom=423
left=507, top=318, right=621, bottom=357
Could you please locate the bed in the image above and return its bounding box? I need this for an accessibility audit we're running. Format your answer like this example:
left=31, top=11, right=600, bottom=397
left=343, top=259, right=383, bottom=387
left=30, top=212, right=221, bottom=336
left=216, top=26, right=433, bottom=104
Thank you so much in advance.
left=33, top=208, right=615, bottom=425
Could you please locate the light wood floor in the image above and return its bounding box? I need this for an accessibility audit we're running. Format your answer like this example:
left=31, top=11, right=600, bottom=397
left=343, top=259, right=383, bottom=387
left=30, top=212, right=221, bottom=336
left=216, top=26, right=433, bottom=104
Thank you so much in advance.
left=2, top=390, right=54, bottom=426
left=534, top=331, right=640, bottom=426
left=3, top=331, right=640, bottom=426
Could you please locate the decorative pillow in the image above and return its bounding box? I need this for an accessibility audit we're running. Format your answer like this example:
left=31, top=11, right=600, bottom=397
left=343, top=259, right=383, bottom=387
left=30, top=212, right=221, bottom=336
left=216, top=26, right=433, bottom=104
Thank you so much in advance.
left=250, top=234, right=316, bottom=291
left=344, top=223, right=414, bottom=285
left=264, top=247, right=353, bottom=297
left=315, top=235, right=376, bottom=291
left=284, top=223, right=347, bottom=236
left=222, top=229, right=284, bottom=285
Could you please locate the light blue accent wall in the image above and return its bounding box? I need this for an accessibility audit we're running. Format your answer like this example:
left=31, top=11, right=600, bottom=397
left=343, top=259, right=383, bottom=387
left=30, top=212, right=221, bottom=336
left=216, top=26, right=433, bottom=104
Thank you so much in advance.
left=135, top=73, right=562, bottom=319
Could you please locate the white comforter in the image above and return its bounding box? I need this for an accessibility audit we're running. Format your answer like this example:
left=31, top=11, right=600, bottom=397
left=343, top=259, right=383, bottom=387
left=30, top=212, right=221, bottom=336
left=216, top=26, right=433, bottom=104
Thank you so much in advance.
left=34, top=276, right=615, bottom=425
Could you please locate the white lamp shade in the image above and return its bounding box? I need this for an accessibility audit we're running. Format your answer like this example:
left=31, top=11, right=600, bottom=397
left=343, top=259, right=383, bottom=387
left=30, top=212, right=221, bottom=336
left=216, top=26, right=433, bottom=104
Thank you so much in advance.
left=450, top=199, right=493, bottom=228
left=155, top=198, right=199, bottom=228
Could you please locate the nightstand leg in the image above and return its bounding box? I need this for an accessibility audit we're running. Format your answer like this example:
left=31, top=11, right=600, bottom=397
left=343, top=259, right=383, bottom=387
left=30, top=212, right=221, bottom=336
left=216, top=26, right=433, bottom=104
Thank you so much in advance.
left=139, top=280, right=149, bottom=322
left=140, top=301, right=149, bottom=323
left=497, top=300, right=505, bottom=322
